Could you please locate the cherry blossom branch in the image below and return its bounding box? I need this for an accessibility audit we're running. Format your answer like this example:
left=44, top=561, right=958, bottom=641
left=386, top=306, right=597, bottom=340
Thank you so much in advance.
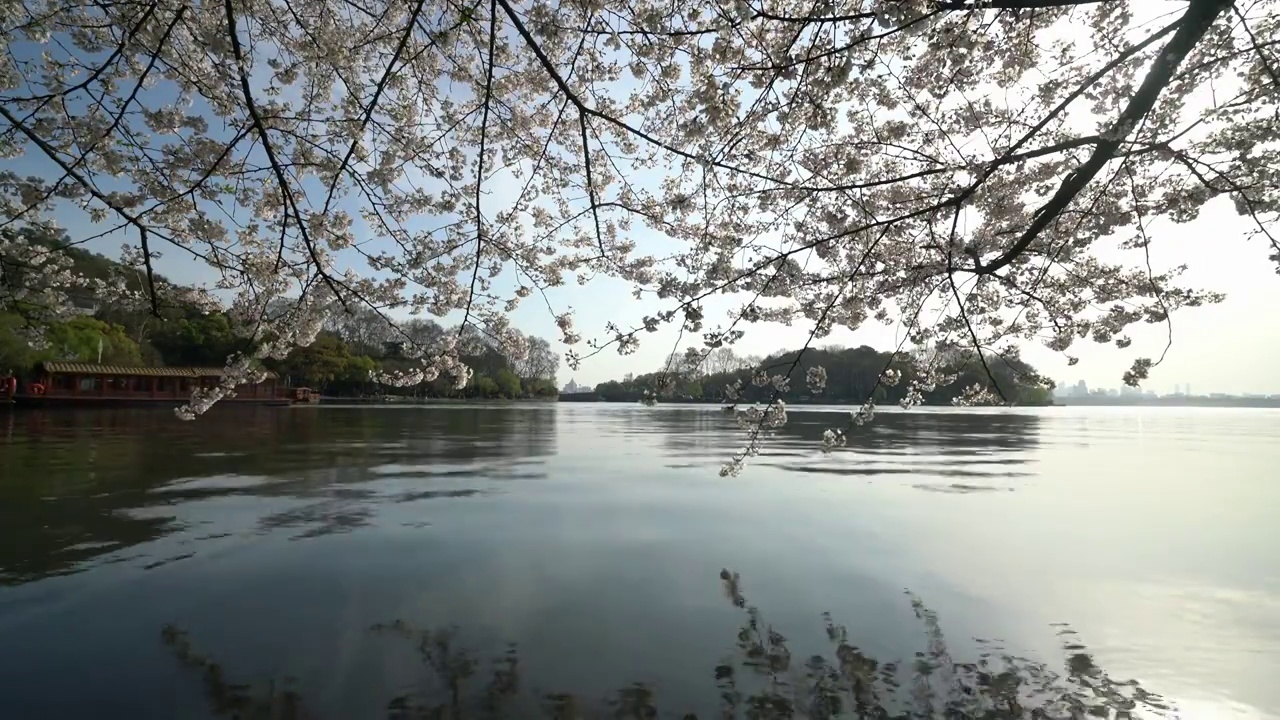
left=937, top=0, right=1107, bottom=9
left=222, top=0, right=346, bottom=305
left=495, top=0, right=808, bottom=189
left=460, top=0, right=499, bottom=337
left=976, top=0, right=1233, bottom=275
left=0, top=104, right=185, bottom=313
left=10, top=3, right=159, bottom=106
left=318, top=0, right=429, bottom=218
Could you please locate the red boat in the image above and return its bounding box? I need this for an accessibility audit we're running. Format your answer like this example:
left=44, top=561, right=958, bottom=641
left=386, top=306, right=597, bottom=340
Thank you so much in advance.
left=1, top=362, right=291, bottom=408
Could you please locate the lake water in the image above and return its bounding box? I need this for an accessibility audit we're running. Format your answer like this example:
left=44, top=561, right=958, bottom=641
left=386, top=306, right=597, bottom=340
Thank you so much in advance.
left=0, top=404, right=1276, bottom=719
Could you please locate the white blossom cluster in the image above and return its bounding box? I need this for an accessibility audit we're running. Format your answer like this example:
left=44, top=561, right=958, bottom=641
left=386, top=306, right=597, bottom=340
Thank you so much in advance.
left=950, top=383, right=1000, bottom=407
left=719, top=399, right=789, bottom=476
left=2, top=0, right=1275, bottom=448
left=820, top=427, right=846, bottom=453
left=805, top=366, right=828, bottom=393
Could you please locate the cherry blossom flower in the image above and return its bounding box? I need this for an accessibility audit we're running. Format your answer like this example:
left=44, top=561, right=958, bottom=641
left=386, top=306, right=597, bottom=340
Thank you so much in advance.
left=806, top=366, right=828, bottom=393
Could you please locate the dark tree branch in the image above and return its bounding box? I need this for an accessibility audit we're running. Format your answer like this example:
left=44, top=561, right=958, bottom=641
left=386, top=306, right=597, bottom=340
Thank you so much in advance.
left=1, top=5, right=185, bottom=232
left=0, top=104, right=185, bottom=316
left=936, top=0, right=1107, bottom=9
left=948, top=272, right=1008, bottom=402
left=136, top=225, right=161, bottom=316
left=461, top=0, right=499, bottom=334
left=1232, top=4, right=1280, bottom=90
left=222, top=0, right=345, bottom=303
left=939, top=18, right=1181, bottom=216
left=10, top=2, right=158, bottom=105
left=752, top=9, right=875, bottom=24
left=494, top=0, right=812, bottom=190
left=319, top=0, right=429, bottom=217
left=976, top=0, right=1233, bottom=275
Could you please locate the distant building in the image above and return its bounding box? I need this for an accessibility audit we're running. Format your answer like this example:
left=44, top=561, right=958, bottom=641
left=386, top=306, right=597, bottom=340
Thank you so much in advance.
left=562, top=378, right=589, bottom=394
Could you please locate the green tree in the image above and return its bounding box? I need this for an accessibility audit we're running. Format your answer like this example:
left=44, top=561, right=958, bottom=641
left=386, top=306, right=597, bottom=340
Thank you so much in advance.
left=341, top=355, right=377, bottom=383
left=594, top=380, right=626, bottom=401
left=522, top=377, right=558, bottom=398
left=276, top=334, right=354, bottom=389
left=151, top=312, right=250, bottom=367
left=1017, top=384, right=1054, bottom=405
left=0, top=313, right=40, bottom=371
left=594, top=344, right=1053, bottom=406
left=43, top=317, right=142, bottom=365
left=329, top=354, right=379, bottom=397
left=471, top=375, right=499, bottom=397
left=494, top=369, right=521, bottom=398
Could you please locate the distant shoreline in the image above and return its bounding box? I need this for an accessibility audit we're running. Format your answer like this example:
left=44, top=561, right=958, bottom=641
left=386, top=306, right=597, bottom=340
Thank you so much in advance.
left=318, top=396, right=555, bottom=405
left=1052, top=397, right=1280, bottom=408
left=555, top=395, right=1058, bottom=407
left=558, top=394, right=1280, bottom=409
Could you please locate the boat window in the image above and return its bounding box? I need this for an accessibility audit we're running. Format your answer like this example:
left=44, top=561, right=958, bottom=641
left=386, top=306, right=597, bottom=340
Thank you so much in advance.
left=53, top=374, right=74, bottom=390
left=131, top=376, right=149, bottom=392
left=104, top=377, right=125, bottom=392
left=78, top=376, right=100, bottom=392
left=157, top=377, right=175, bottom=393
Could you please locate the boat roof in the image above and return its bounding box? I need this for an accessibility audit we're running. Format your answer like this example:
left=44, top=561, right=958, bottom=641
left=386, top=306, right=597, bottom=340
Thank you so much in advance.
left=42, top=362, right=278, bottom=380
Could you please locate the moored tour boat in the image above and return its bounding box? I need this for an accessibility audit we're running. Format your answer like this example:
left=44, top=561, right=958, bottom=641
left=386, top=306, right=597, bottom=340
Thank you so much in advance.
left=289, top=386, right=322, bottom=405
left=1, top=362, right=291, bottom=408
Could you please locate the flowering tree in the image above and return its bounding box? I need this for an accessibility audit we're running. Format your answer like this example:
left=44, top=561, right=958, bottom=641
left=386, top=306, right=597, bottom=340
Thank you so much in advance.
left=2, top=0, right=1276, bottom=443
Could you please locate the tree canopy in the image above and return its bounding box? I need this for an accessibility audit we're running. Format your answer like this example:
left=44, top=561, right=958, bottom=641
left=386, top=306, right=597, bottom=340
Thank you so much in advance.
left=594, top=344, right=1053, bottom=406
left=0, top=244, right=561, bottom=400
left=2, top=0, right=1276, bottom=435
left=0, top=313, right=142, bottom=370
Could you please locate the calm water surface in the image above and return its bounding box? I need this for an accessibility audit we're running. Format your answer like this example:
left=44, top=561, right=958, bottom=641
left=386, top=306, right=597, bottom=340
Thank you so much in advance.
left=0, top=405, right=1276, bottom=718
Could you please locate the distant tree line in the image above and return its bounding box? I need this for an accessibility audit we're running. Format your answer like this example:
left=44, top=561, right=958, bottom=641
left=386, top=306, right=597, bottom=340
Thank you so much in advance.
left=306, top=310, right=560, bottom=399
left=0, top=227, right=558, bottom=399
left=592, top=346, right=1053, bottom=406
